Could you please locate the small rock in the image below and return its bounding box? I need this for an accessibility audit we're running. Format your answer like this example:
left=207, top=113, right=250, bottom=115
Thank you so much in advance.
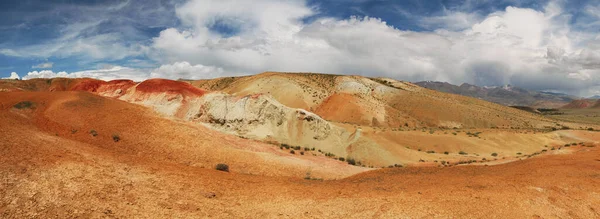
left=202, top=192, right=216, bottom=199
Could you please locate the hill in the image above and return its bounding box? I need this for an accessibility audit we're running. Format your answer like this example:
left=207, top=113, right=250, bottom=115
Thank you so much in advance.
left=2, top=75, right=600, bottom=218
left=188, top=72, right=565, bottom=130
left=415, top=81, right=576, bottom=108
left=561, top=99, right=600, bottom=109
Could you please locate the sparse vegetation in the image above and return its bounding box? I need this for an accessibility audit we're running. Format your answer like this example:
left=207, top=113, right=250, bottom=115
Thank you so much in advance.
left=290, top=150, right=295, bottom=154
left=459, top=151, right=468, bottom=155
left=215, top=163, right=229, bottom=172
left=491, top=153, right=498, bottom=157
left=427, top=150, right=435, bottom=154
left=90, top=130, right=98, bottom=137
left=112, top=134, right=120, bottom=142
left=338, top=157, right=345, bottom=162
left=346, top=158, right=356, bottom=165
left=444, top=151, right=449, bottom=155
left=13, top=101, right=34, bottom=109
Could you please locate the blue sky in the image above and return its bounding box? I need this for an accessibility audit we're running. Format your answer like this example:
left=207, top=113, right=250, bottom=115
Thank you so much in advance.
left=1, top=0, right=600, bottom=96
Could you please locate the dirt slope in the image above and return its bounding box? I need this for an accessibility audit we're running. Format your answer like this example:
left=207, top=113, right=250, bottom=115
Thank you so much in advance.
left=0, top=92, right=366, bottom=179
left=1, top=76, right=597, bottom=167
left=188, top=72, right=564, bottom=130
left=2, top=77, right=600, bottom=218
left=1, top=110, right=599, bottom=218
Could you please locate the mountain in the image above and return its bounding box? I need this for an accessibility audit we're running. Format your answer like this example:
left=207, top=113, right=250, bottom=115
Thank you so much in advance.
left=414, top=81, right=577, bottom=108
left=588, top=95, right=600, bottom=99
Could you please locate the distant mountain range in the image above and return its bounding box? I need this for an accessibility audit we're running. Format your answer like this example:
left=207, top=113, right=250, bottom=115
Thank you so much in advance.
left=415, top=81, right=578, bottom=108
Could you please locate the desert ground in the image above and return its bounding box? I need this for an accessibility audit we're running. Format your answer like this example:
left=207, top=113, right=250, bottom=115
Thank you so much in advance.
left=1, top=73, right=600, bottom=218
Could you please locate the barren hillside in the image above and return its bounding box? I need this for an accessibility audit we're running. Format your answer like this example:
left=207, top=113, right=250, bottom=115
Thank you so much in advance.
left=2, top=74, right=600, bottom=218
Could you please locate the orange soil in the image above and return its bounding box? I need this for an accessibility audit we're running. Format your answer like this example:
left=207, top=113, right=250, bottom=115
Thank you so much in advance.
left=562, top=99, right=598, bottom=109
left=136, top=79, right=206, bottom=96
left=1, top=94, right=599, bottom=218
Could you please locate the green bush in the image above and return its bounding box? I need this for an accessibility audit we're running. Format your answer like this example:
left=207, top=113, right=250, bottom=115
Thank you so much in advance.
left=444, top=151, right=449, bottom=155
left=491, top=153, right=498, bottom=157
left=459, top=151, right=468, bottom=155
left=338, top=157, right=345, bottom=162
left=290, top=150, right=295, bottom=154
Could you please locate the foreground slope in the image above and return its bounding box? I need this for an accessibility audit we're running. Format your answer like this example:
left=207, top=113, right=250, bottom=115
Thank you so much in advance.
left=1, top=107, right=599, bottom=218
left=0, top=91, right=366, bottom=179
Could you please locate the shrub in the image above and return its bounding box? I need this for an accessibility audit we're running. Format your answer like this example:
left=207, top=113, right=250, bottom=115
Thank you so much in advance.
left=13, top=101, right=34, bottom=109
left=90, top=130, right=98, bottom=137
left=427, top=150, right=435, bottom=154
left=290, top=150, right=295, bottom=154
left=112, top=134, right=120, bottom=142
left=346, top=158, right=356, bottom=165
left=516, top=152, right=522, bottom=155
left=338, top=157, right=345, bottom=162
left=215, top=163, right=229, bottom=172
left=300, top=151, right=305, bottom=155
left=459, top=151, right=468, bottom=155
left=588, top=128, right=594, bottom=131
left=294, top=146, right=301, bottom=150
left=444, top=151, right=449, bottom=155
left=311, top=147, right=315, bottom=151
left=491, top=153, right=498, bottom=157
left=304, top=147, right=310, bottom=151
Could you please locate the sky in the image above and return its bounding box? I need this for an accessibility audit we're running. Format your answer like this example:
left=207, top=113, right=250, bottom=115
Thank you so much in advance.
left=1, top=0, right=599, bottom=97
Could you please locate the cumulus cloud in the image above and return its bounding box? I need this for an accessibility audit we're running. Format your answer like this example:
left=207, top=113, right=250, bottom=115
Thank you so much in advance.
left=31, top=62, right=53, bottom=69
left=147, top=0, right=600, bottom=96
left=23, top=66, right=149, bottom=81
left=4, top=0, right=600, bottom=96
left=2, top=72, right=20, bottom=80
left=150, top=62, right=227, bottom=80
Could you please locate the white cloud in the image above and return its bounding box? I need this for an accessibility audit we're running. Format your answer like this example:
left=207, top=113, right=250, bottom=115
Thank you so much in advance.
left=23, top=66, right=149, bottom=81
left=420, top=9, right=481, bottom=31
left=147, top=0, right=600, bottom=96
left=32, top=62, right=53, bottom=69
left=2, top=72, right=20, bottom=80
left=4, top=0, right=600, bottom=96
left=150, top=62, right=226, bottom=80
